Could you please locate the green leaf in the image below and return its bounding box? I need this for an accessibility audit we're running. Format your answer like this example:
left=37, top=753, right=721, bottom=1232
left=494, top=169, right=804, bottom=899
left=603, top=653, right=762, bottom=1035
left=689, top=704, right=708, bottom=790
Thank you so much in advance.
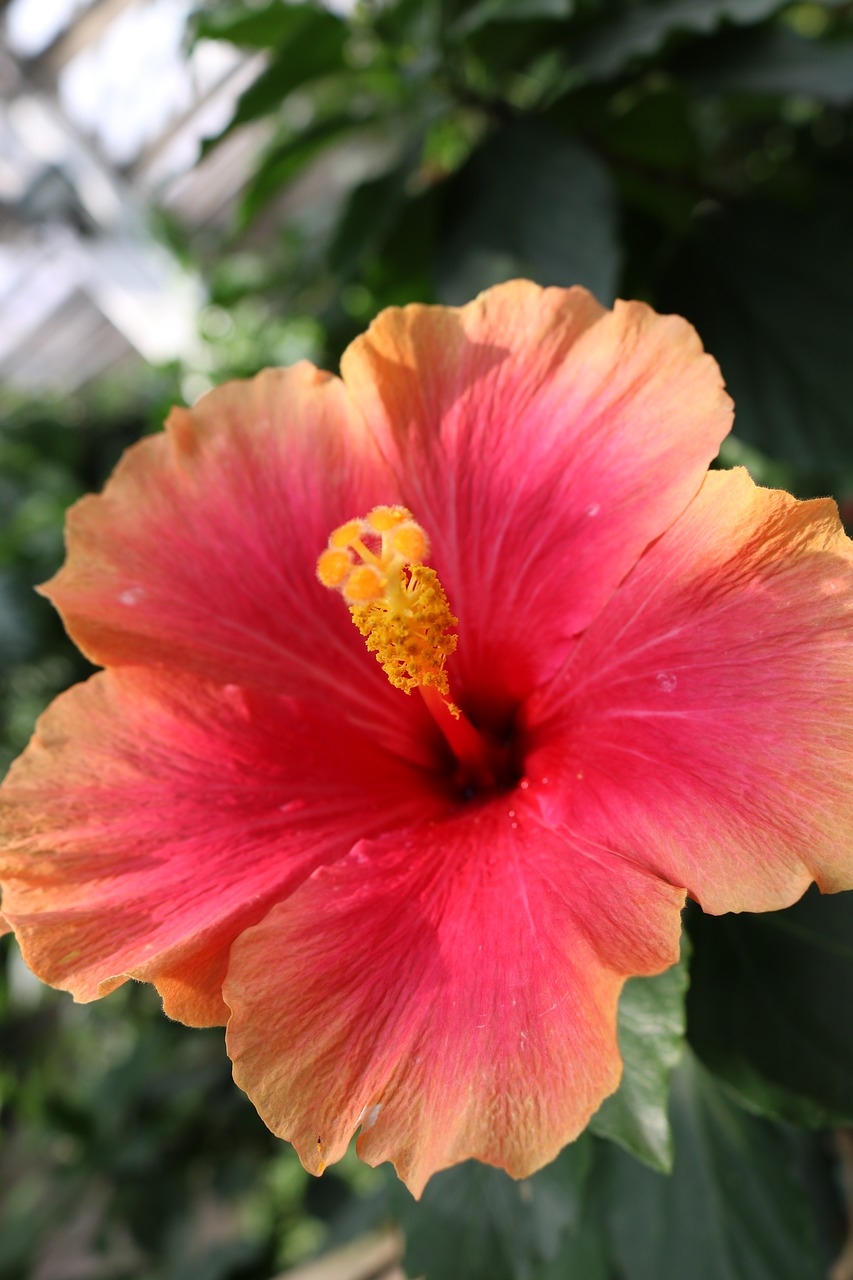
left=532, top=1220, right=611, bottom=1280
left=0, top=572, right=32, bottom=663
left=193, top=0, right=339, bottom=50
left=234, top=19, right=346, bottom=122
left=589, top=947, right=688, bottom=1173
left=596, top=1051, right=829, bottom=1280
left=328, top=164, right=412, bottom=281
left=574, top=0, right=791, bottom=80
left=198, top=7, right=348, bottom=156
left=238, top=114, right=359, bottom=227
left=597, top=84, right=697, bottom=173
left=451, top=0, right=575, bottom=37
left=685, top=26, right=853, bottom=104
left=589, top=84, right=699, bottom=231
left=664, top=202, right=853, bottom=470
left=398, top=1139, right=591, bottom=1280
left=687, top=888, right=853, bottom=1126
left=436, top=121, right=620, bottom=304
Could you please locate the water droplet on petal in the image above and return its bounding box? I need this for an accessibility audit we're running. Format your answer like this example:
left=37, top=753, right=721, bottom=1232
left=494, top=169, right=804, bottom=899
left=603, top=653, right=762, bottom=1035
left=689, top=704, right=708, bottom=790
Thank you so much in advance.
left=656, top=671, right=678, bottom=693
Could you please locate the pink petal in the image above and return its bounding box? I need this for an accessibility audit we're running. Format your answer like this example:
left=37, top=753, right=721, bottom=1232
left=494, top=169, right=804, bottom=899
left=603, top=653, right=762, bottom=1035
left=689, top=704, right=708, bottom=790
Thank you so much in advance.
left=41, top=366, right=429, bottom=760
left=0, top=668, right=446, bottom=1025
left=225, top=796, right=684, bottom=1195
left=341, top=281, right=732, bottom=720
left=526, top=467, right=853, bottom=914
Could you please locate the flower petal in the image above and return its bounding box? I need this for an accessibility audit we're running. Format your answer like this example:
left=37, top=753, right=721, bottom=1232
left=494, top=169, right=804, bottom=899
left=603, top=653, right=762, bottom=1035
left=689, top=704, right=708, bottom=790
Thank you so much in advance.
left=341, top=281, right=732, bottom=717
left=526, top=467, right=853, bottom=914
left=225, top=798, right=684, bottom=1195
left=0, top=668, right=445, bottom=1025
left=41, top=366, right=424, bottom=755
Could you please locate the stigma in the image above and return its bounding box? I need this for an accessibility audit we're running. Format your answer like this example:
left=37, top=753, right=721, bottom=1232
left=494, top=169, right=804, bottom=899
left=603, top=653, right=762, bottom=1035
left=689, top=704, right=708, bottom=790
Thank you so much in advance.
left=317, top=506, right=458, bottom=704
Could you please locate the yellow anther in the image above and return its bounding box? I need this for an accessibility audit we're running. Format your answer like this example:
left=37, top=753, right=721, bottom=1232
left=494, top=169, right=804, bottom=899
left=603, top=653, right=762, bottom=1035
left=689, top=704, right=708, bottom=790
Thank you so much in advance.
left=329, top=519, right=364, bottom=550
left=343, top=564, right=387, bottom=603
left=389, top=522, right=429, bottom=563
left=316, top=548, right=353, bottom=588
left=366, top=505, right=410, bottom=532
left=317, top=508, right=457, bottom=704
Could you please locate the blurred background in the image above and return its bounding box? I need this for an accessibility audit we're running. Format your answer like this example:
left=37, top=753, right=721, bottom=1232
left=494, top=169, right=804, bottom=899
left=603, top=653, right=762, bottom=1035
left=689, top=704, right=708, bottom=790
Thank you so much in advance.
left=1, top=1, right=853, bottom=1277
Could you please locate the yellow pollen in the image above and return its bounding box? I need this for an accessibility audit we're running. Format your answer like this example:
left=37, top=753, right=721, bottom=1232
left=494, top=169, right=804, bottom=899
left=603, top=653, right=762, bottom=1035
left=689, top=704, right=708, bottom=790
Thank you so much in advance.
left=329, top=519, right=364, bottom=550
left=316, top=547, right=353, bottom=588
left=389, top=522, right=429, bottom=562
left=317, top=507, right=458, bottom=703
left=366, top=505, right=409, bottom=532
left=343, top=564, right=387, bottom=603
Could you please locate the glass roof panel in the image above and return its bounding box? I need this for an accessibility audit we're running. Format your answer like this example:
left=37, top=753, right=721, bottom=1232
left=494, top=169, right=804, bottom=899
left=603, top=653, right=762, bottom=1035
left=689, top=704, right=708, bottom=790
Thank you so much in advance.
left=58, top=0, right=195, bottom=166
left=5, top=0, right=96, bottom=59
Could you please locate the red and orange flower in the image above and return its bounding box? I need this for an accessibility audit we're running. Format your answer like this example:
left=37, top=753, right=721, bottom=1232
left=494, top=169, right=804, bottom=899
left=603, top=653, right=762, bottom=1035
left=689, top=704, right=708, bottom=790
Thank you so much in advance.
left=2, top=281, right=853, bottom=1194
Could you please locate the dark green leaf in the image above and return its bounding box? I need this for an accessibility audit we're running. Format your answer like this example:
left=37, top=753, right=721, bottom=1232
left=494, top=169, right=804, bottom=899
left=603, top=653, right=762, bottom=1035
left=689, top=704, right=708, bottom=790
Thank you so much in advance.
left=590, top=948, right=688, bottom=1172
left=399, top=1139, right=590, bottom=1280
left=532, top=1219, right=611, bottom=1279
left=236, top=20, right=346, bottom=121
left=686, top=27, right=853, bottom=104
left=687, top=888, right=853, bottom=1126
left=199, top=7, right=348, bottom=155
left=598, top=84, right=697, bottom=172
left=193, top=0, right=337, bottom=50
left=452, top=0, right=575, bottom=37
left=664, top=202, right=853, bottom=469
left=590, top=84, right=699, bottom=230
left=437, top=121, right=620, bottom=304
left=597, top=1051, right=828, bottom=1280
left=328, top=164, right=412, bottom=281
left=574, top=0, right=792, bottom=80
left=238, top=114, right=360, bottom=227
left=0, top=572, right=32, bottom=663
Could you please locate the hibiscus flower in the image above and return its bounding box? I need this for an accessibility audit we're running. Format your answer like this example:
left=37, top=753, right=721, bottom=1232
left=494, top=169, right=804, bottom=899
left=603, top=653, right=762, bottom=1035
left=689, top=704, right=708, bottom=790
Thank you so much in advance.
left=1, top=281, right=852, bottom=1195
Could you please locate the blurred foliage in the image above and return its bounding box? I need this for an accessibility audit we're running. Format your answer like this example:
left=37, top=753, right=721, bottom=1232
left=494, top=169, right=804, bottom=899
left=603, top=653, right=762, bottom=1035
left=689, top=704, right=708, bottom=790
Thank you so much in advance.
left=0, top=944, right=382, bottom=1278
left=3, top=0, right=853, bottom=1275
left=184, top=0, right=853, bottom=490
left=0, top=377, right=178, bottom=776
